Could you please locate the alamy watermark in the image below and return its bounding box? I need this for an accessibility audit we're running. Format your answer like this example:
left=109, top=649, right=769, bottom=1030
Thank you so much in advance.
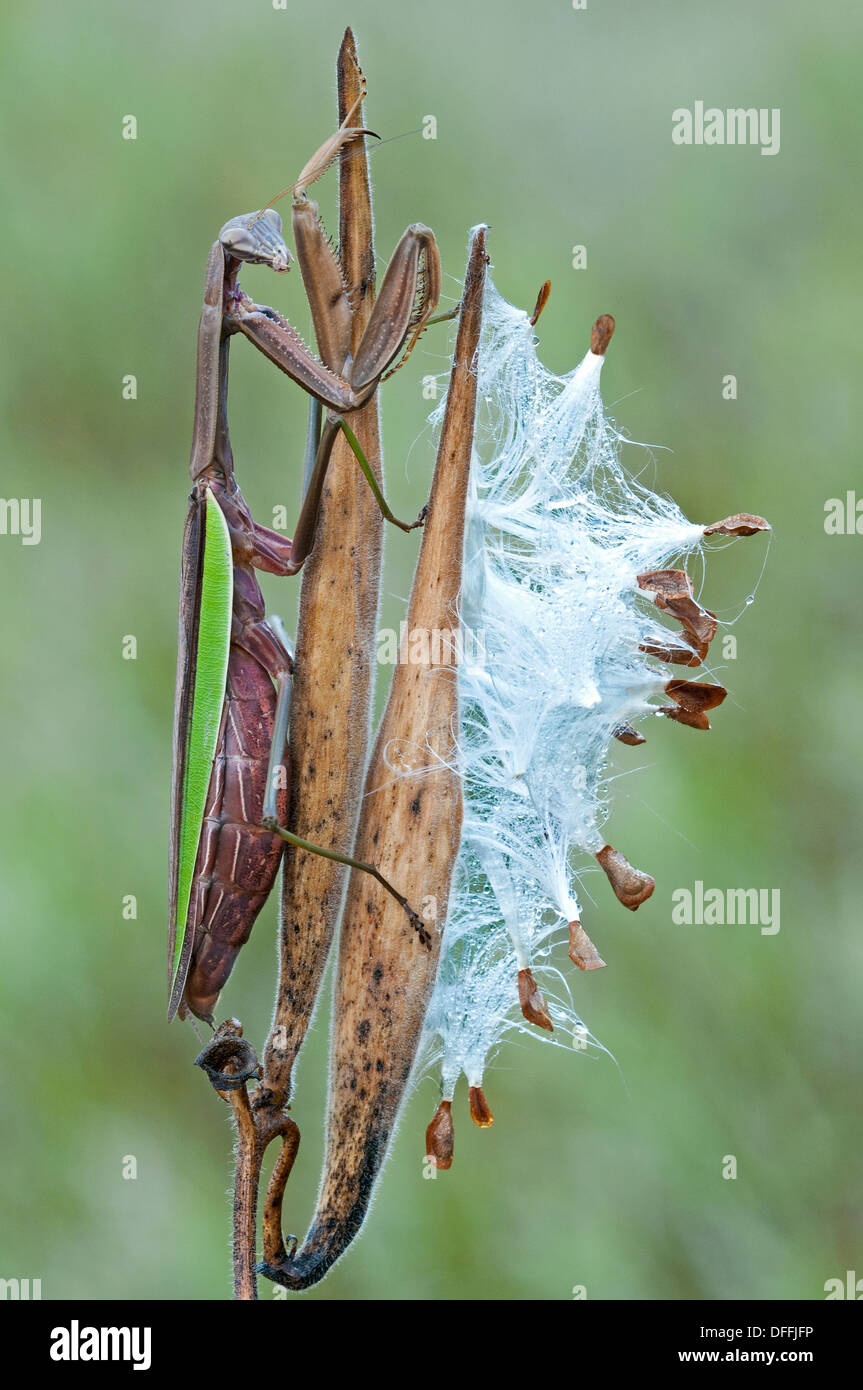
left=50, top=1321, right=151, bottom=1371
left=1, top=1277, right=41, bottom=1299
left=376, top=622, right=486, bottom=666
left=672, top=102, right=780, bottom=156
left=824, top=1270, right=863, bottom=1299
left=672, top=881, right=780, bottom=935
left=824, top=492, right=863, bottom=534
left=0, top=497, right=41, bottom=545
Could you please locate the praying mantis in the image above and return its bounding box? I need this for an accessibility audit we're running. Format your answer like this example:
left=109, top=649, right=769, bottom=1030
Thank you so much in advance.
left=168, top=80, right=442, bottom=1023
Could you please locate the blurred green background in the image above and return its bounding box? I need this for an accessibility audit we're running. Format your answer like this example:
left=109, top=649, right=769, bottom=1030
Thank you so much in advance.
left=1, top=0, right=860, bottom=1301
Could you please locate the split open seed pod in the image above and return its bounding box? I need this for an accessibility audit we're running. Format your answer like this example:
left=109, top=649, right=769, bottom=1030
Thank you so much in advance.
left=261, top=226, right=489, bottom=1291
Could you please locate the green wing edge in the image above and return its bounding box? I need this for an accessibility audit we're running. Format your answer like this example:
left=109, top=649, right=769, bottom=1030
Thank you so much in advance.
left=169, top=488, right=233, bottom=1012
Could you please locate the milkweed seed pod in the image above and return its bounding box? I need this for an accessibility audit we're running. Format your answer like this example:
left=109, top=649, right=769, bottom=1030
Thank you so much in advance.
left=260, top=227, right=489, bottom=1289
left=420, top=278, right=770, bottom=1163
left=261, top=33, right=386, bottom=1107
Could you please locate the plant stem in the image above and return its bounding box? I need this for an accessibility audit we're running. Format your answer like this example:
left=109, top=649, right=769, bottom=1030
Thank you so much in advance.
left=228, top=1088, right=303, bottom=1300
left=229, top=1082, right=259, bottom=1300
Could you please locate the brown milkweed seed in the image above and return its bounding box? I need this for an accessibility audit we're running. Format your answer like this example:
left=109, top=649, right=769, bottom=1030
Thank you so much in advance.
left=657, top=593, right=718, bottom=649
left=596, top=844, right=655, bottom=910
left=637, top=568, right=717, bottom=653
left=665, top=679, right=728, bottom=712
left=613, top=722, right=646, bottom=745
left=517, top=967, right=554, bottom=1031
left=637, top=568, right=692, bottom=598
left=658, top=705, right=711, bottom=730
left=425, top=1100, right=454, bottom=1170
left=639, top=641, right=703, bottom=667
left=703, top=513, right=770, bottom=537
left=590, top=313, right=616, bottom=356
left=568, top=920, right=607, bottom=971
left=529, top=280, right=552, bottom=326
left=469, top=1086, right=494, bottom=1128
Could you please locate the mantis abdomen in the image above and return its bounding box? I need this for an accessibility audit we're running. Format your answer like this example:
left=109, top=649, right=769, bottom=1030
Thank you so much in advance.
left=182, top=614, right=290, bottom=1025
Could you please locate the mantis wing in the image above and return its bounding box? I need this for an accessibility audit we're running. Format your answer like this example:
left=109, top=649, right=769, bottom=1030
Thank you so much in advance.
left=168, top=486, right=233, bottom=1020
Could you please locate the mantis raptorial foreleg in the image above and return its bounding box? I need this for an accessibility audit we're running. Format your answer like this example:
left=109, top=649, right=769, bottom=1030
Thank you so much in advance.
left=212, top=88, right=442, bottom=550
left=231, top=213, right=439, bottom=565
left=229, top=220, right=440, bottom=407
left=191, top=212, right=439, bottom=561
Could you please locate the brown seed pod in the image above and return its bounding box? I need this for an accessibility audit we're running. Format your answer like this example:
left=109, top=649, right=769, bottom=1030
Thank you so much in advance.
left=596, top=844, right=655, bottom=910
left=262, top=33, right=388, bottom=1107
left=568, top=920, right=606, bottom=971
left=518, top=967, right=554, bottom=1031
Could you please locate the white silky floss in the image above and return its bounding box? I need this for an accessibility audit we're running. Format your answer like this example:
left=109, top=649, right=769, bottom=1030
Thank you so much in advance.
left=420, top=277, right=707, bottom=1115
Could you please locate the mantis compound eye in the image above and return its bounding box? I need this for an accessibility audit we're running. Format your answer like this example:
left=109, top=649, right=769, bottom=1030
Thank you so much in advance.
left=219, top=209, right=291, bottom=272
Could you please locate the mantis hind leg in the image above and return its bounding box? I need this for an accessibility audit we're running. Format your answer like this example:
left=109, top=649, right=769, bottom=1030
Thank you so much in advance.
left=289, top=415, right=426, bottom=574
left=337, top=419, right=427, bottom=533
left=264, top=818, right=432, bottom=950
left=243, top=613, right=430, bottom=947
left=252, top=616, right=430, bottom=948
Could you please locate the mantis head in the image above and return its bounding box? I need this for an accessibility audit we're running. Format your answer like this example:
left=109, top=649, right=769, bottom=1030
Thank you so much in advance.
left=219, top=208, right=291, bottom=273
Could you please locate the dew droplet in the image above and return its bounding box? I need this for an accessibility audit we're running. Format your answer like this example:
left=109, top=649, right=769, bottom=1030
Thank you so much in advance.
left=745, top=594, right=755, bottom=606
